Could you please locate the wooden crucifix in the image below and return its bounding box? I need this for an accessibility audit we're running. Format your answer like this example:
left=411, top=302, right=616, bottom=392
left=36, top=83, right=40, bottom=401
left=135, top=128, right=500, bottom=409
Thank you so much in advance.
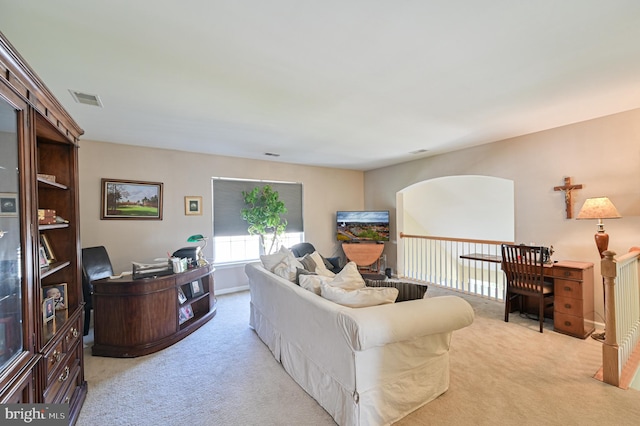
left=554, top=177, right=583, bottom=219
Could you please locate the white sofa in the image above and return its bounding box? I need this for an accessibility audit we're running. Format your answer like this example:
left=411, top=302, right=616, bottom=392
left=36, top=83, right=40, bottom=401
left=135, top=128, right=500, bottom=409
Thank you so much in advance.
left=245, top=262, right=475, bottom=426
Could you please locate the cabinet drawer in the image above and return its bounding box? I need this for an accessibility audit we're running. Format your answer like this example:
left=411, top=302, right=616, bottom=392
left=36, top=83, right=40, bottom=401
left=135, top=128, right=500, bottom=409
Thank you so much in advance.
left=552, top=267, right=583, bottom=280
left=44, top=339, right=65, bottom=384
left=63, top=318, right=82, bottom=352
left=554, top=279, right=583, bottom=300
left=554, top=295, right=584, bottom=316
left=43, top=357, right=80, bottom=403
left=554, top=312, right=585, bottom=336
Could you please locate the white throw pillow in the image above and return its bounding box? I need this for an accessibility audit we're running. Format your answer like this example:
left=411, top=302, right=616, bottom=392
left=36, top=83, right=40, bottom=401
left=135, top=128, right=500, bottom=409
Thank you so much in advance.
left=320, top=283, right=399, bottom=307
left=309, top=251, right=335, bottom=278
left=272, top=249, right=304, bottom=282
left=299, top=274, right=333, bottom=295
left=260, top=245, right=290, bottom=272
left=330, top=261, right=365, bottom=290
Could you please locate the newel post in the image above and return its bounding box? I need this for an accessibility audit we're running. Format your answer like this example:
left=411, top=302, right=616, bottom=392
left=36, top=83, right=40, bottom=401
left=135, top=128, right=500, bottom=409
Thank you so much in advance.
left=601, top=250, right=619, bottom=386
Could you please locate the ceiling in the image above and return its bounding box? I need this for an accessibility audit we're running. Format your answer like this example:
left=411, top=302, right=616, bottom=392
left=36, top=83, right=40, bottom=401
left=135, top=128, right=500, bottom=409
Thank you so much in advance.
left=2, top=1, right=640, bottom=171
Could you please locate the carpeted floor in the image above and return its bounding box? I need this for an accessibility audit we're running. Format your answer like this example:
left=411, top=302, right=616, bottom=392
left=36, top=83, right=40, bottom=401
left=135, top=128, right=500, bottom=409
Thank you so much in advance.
left=78, top=287, right=640, bottom=426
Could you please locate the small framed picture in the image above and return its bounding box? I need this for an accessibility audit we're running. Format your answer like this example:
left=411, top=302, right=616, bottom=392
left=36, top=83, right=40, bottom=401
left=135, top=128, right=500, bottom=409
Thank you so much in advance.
left=38, top=246, right=48, bottom=268
left=42, top=283, right=67, bottom=311
left=190, top=280, right=204, bottom=297
left=43, top=297, right=55, bottom=323
left=40, top=233, right=56, bottom=264
left=177, top=287, right=187, bottom=304
left=0, top=193, right=17, bottom=217
left=179, top=304, right=194, bottom=324
left=184, top=196, right=202, bottom=216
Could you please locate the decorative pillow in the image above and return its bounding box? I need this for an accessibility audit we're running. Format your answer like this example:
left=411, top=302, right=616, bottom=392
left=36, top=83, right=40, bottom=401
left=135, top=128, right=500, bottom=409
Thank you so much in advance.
left=299, top=253, right=317, bottom=272
left=299, top=274, right=333, bottom=295
left=330, top=261, right=365, bottom=290
left=272, top=249, right=305, bottom=282
left=260, top=245, right=290, bottom=272
left=309, top=251, right=335, bottom=278
left=320, top=283, right=399, bottom=308
left=295, top=268, right=316, bottom=285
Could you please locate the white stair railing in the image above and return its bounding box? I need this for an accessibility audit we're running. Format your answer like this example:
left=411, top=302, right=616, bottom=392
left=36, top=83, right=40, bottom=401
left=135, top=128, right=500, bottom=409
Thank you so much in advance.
left=398, top=233, right=513, bottom=301
left=601, top=249, right=640, bottom=387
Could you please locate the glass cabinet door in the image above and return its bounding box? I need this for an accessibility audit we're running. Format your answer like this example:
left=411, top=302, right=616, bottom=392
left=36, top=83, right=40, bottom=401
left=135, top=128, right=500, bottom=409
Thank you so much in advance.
left=0, top=95, right=23, bottom=369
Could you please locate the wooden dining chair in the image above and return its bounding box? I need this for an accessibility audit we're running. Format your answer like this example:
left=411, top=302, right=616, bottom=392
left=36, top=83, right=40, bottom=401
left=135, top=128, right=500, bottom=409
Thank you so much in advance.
left=501, top=244, right=554, bottom=333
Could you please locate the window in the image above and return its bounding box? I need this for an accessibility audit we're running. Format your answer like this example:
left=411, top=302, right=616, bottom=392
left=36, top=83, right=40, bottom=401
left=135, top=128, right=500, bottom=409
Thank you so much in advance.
left=212, top=178, right=303, bottom=264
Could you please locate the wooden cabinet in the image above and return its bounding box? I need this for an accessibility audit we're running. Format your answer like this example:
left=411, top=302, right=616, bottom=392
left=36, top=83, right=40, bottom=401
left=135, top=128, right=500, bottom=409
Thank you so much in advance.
left=0, top=31, right=86, bottom=422
left=92, top=265, right=216, bottom=357
left=552, top=261, right=595, bottom=339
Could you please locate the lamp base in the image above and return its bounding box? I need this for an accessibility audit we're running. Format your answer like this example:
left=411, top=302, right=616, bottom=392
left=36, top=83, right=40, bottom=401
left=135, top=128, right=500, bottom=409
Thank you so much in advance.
left=594, top=231, right=609, bottom=258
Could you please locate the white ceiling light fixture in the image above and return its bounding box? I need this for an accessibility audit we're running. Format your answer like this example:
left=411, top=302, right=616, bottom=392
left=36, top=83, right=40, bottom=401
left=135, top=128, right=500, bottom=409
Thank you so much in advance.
left=69, top=90, right=103, bottom=107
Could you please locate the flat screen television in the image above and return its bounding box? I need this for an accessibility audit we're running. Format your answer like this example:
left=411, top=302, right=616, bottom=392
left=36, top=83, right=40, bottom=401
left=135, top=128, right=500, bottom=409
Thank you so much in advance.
left=336, top=210, right=390, bottom=242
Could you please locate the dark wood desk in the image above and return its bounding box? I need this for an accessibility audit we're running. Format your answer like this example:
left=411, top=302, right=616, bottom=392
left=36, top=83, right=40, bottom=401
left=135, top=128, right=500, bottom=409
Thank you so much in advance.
left=460, top=254, right=595, bottom=338
left=92, top=265, right=216, bottom=357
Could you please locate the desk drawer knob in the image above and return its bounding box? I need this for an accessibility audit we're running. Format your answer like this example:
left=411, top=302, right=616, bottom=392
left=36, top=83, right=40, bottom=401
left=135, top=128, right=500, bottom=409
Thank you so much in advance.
left=564, top=320, right=572, bottom=327
left=564, top=303, right=572, bottom=309
left=564, top=271, right=571, bottom=277
left=564, top=286, right=572, bottom=292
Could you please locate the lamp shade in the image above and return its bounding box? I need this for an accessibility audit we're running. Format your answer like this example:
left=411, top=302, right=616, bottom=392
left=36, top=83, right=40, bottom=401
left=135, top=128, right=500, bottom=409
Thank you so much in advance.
left=187, top=234, right=206, bottom=242
left=576, top=197, right=621, bottom=220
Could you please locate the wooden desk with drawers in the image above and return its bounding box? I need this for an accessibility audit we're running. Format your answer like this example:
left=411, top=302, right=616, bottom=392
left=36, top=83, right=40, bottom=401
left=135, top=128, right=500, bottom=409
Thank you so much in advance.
left=460, top=254, right=595, bottom=338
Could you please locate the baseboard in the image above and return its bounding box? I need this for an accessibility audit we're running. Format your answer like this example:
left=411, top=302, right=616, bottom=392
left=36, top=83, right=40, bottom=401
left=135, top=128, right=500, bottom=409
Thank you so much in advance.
left=217, top=285, right=249, bottom=295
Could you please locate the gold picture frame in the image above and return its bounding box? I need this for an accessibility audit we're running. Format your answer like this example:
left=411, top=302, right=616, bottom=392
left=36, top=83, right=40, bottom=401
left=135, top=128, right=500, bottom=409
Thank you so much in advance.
left=184, top=196, right=202, bottom=216
left=40, top=233, right=55, bottom=264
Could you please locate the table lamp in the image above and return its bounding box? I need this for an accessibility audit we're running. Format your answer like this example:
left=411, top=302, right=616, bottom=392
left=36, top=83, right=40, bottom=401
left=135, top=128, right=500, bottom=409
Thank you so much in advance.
left=576, top=197, right=621, bottom=258
left=576, top=196, right=620, bottom=341
left=187, top=234, right=209, bottom=266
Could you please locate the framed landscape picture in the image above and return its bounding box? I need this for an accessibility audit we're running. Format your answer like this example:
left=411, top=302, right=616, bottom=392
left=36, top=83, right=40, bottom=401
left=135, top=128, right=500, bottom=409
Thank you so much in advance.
left=101, top=178, right=163, bottom=220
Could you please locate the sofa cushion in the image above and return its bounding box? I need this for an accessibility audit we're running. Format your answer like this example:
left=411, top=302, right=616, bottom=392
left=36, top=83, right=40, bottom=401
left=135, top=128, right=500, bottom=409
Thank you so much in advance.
left=299, top=274, right=333, bottom=295
left=260, top=246, right=291, bottom=272
left=298, top=253, right=317, bottom=272
left=320, top=283, right=398, bottom=308
left=309, top=251, right=335, bottom=278
left=272, top=249, right=304, bottom=282
left=330, top=261, right=365, bottom=290
left=365, top=279, right=428, bottom=302
left=295, top=267, right=316, bottom=285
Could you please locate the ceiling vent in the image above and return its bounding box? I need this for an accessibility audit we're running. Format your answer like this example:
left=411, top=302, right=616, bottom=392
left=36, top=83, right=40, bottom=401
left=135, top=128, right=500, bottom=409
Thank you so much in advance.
left=410, top=149, right=428, bottom=155
left=69, top=90, right=103, bottom=107
left=264, top=152, right=280, bottom=157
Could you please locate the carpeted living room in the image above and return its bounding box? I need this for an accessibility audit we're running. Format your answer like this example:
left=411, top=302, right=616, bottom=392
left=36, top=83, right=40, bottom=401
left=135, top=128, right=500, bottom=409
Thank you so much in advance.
left=2, top=2, right=640, bottom=425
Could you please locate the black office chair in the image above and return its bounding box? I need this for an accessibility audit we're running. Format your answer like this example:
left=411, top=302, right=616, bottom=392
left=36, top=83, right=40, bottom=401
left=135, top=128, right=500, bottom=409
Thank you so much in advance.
left=501, top=244, right=554, bottom=333
left=81, top=246, right=114, bottom=336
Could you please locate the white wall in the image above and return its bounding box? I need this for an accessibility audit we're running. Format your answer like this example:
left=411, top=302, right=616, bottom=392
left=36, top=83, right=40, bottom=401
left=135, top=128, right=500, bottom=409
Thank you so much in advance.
left=365, top=107, right=640, bottom=321
left=78, top=141, right=363, bottom=292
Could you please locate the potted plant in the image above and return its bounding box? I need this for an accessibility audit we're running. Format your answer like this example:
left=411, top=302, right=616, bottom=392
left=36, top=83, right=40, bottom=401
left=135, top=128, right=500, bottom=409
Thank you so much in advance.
left=241, top=184, right=287, bottom=255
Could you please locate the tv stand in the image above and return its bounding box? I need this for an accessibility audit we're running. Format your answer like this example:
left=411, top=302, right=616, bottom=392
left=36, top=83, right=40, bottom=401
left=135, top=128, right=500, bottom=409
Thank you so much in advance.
left=342, top=242, right=384, bottom=271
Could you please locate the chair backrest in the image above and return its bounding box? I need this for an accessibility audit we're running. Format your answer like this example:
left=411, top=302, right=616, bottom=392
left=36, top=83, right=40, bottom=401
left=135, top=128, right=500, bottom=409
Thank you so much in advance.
left=289, top=242, right=316, bottom=258
left=501, top=244, right=546, bottom=293
left=81, top=246, right=114, bottom=285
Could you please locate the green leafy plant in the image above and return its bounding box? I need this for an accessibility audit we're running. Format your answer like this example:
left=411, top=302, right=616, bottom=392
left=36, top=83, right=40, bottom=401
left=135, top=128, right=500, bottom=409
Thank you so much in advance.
left=241, top=185, right=288, bottom=255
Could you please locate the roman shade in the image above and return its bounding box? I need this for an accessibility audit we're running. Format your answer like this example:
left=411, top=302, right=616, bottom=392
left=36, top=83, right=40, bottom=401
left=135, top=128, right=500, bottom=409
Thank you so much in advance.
left=212, top=178, right=303, bottom=237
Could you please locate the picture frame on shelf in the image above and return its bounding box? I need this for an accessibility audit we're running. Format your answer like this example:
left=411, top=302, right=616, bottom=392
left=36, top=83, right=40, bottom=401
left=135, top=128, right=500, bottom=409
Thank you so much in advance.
left=178, top=304, right=194, bottom=324
left=184, top=196, right=202, bottom=216
left=43, top=297, right=55, bottom=323
left=0, top=193, right=17, bottom=217
left=177, top=286, right=187, bottom=304
left=100, top=178, right=163, bottom=220
left=42, top=283, right=67, bottom=311
left=40, top=233, right=55, bottom=264
left=38, top=245, right=48, bottom=268
left=190, top=280, right=204, bottom=297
